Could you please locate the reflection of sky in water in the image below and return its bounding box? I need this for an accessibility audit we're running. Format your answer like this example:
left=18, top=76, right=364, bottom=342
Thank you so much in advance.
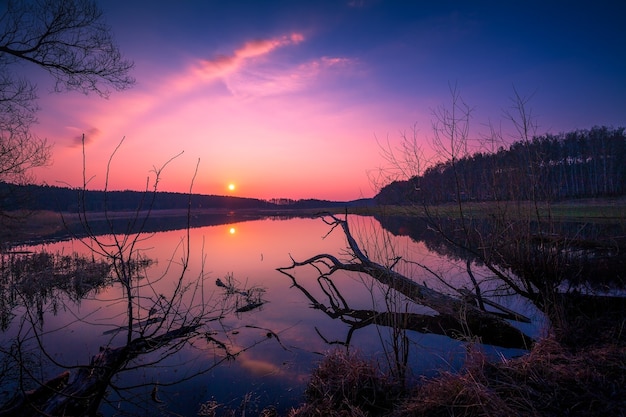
left=5, top=215, right=543, bottom=415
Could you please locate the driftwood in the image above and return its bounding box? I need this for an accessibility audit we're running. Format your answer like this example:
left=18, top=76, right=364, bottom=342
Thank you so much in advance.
left=277, top=213, right=534, bottom=350
left=279, top=265, right=523, bottom=348
left=0, top=324, right=199, bottom=417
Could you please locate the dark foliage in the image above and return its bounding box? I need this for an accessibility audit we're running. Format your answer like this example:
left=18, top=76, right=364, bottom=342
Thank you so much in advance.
left=0, top=182, right=276, bottom=212
left=0, top=182, right=373, bottom=214
left=390, top=338, right=626, bottom=417
left=376, top=126, right=626, bottom=205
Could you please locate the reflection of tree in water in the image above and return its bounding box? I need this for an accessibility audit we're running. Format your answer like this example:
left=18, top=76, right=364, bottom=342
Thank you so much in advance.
left=0, top=251, right=113, bottom=330
left=376, top=214, right=626, bottom=290
left=1, top=151, right=281, bottom=416
left=0, top=246, right=278, bottom=416
left=280, top=265, right=531, bottom=348
left=278, top=213, right=534, bottom=352
left=277, top=210, right=626, bottom=400
left=278, top=213, right=542, bottom=391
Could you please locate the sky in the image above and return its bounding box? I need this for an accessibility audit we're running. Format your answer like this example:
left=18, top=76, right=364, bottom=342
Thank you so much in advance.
left=29, top=0, right=626, bottom=201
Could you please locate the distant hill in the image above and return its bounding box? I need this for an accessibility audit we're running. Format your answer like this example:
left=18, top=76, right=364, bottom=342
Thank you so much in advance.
left=0, top=182, right=373, bottom=212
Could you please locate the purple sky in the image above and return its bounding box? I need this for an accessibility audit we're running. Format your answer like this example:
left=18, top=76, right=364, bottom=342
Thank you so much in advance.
left=29, top=0, right=626, bottom=200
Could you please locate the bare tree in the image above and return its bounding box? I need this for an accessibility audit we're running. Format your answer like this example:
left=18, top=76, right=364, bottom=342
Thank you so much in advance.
left=0, top=139, right=276, bottom=416
left=0, top=0, right=134, bottom=202
left=374, top=87, right=624, bottom=348
left=277, top=90, right=561, bottom=388
left=369, top=123, right=429, bottom=193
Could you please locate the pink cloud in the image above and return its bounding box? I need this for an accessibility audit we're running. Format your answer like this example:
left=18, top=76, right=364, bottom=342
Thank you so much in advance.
left=31, top=31, right=389, bottom=200
left=111, top=33, right=349, bottom=122
left=37, top=33, right=308, bottom=148
left=236, top=34, right=303, bottom=59
left=224, top=55, right=355, bottom=98
left=67, top=126, right=101, bottom=148
left=196, top=54, right=238, bottom=78
left=184, top=32, right=305, bottom=89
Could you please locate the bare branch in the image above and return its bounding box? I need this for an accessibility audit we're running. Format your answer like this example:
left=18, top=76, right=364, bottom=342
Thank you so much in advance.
left=0, top=0, right=134, bottom=96
left=278, top=213, right=534, bottom=349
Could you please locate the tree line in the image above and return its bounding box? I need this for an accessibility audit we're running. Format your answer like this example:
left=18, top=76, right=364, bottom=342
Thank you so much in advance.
left=0, top=182, right=368, bottom=213
left=0, top=183, right=274, bottom=212
left=375, top=126, right=626, bottom=205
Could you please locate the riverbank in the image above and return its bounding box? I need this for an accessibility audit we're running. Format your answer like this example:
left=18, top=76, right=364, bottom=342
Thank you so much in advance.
left=363, top=196, right=626, bottom=222
left=0, top=207, right=350, bottom=246
left=4, top=196, right=626, bottom=245
left=286, top=294, right=626, bottom=417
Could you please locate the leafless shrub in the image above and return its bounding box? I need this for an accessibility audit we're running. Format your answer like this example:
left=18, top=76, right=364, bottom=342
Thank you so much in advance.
left=289, top=349, right=400, bottom=417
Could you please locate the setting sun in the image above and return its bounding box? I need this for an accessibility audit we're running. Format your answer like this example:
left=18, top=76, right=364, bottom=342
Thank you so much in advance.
left=228, top=183, right=235, bottom=192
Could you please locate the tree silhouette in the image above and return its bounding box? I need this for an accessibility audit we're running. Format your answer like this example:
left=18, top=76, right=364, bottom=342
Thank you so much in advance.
left=0, top=0, right=134, bottom=210
left=0, top=139, right=277, bottom=416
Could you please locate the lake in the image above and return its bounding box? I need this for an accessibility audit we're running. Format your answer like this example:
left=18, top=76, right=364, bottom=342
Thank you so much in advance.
left=0, top=213, right=543, bottom=416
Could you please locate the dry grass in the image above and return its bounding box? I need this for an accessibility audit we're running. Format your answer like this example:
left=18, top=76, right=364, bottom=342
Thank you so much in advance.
left=288, top=311, right=625, bottom=417
left=0, top=210, right=65, bottom=242
left=546, top=293, right=626, bottom=349
left=285, top=290, right=626, bottom=417
left=391, top=338, right=626, bottom=417
left=288, top=349, right=400, bottom=417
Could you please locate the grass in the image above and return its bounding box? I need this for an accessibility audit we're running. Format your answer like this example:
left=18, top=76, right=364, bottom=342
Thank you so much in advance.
left=0, top=210, right=65, bottom=243
left=545, top=197, right=626, bottom=221
left=365, top=196, right=626, bottom=222
left=286, top=337, right=625, bottom=417
left=288, top=349, right=401, bottom=417
left=285, top=295, right=626, bottom=417
left=391, top=337, right=626, bottom=417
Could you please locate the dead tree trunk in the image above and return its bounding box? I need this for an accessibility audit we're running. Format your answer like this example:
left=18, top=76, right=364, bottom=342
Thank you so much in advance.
left=0, top=325, right=199, bottom=417
left=278, top=213, right=534, bottom=350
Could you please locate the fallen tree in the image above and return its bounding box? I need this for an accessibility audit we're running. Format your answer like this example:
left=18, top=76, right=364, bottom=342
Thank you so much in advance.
left=0, top=325, right=199, bottom=417
left=277, top=213, right=534, bottom=350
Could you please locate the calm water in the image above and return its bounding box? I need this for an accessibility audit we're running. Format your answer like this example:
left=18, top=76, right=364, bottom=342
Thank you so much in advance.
left=1, top=215, right=542, bottom=416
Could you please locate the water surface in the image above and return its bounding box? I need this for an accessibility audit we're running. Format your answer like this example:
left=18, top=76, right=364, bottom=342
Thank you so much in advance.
left=1, top=214, right=542, bottom=415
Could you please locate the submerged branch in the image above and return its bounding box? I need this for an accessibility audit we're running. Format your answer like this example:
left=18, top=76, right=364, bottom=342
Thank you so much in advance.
left=0, top=324, right=200, bottom=417
left=278, top=213, right=534, bottom=350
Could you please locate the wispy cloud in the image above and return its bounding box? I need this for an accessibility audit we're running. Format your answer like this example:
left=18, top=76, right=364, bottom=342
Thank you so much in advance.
left=67, top=126, right=101, bottom=148
left=224, top=56, right=355, bottom=98
left=234, top=33, right=304, bottom=59
left=175, top=33, right=305, bottom=90
left=48, top=32, right=357, bottom=164
left=110, top=32, right=353, bottom=122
